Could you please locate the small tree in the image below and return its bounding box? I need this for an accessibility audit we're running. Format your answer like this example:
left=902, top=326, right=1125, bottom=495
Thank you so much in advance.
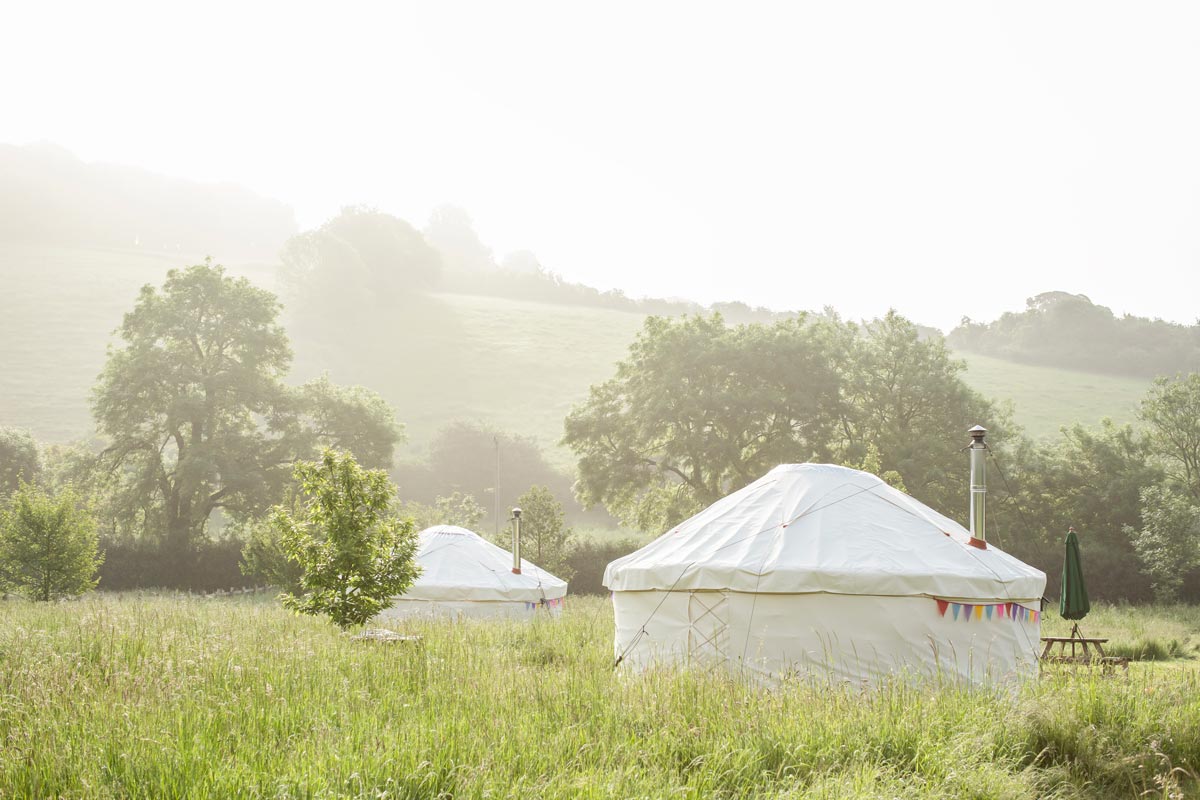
left=514, top=486, right=575, bottom=579
left=0, top=427, right=41, bottom=500
left=0, top=483, right=103, bottom=600
left=272, top=450, right=420, bottom=629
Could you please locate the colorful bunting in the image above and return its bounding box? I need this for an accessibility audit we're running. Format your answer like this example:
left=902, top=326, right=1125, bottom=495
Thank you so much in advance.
left=932, top=598, right=1040, bottom=623
left=525, top=597, right=567, bottom=611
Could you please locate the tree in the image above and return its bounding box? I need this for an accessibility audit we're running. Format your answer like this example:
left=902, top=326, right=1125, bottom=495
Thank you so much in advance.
left=0, top=427, right=41, bottom=499
left=285, top=376, right=403, bottom=471
left=0, top=483, right=103, bottom=600
left=836, top=311, right=1007, bottom=513
left=92, top=262, right=402, bottom=557
left=513, top=486, right=574, bottom=579
left=423, top=205, right=496, bottom=273
left=396, top=491, right=487, bottom=530
left=272, top=449, right=420, bottom=630
left=986, top=420, right=1163, bottom=600
left=279, top=207, right=442, bottom=322
left=563, top=314, right=847, bottom=531
left=1126, top=485, right=1200, bottom=602
left=239, top=491, right=306, bottom=594
left=393, top=421, right=579, bottom=524
left=1140, top=374, right=1200, bottom=500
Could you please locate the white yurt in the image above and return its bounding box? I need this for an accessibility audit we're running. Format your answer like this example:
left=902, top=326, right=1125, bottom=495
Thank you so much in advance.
left=605, top=463, right=1046, bottom=685
left=377, top=525, right=568, bottom=620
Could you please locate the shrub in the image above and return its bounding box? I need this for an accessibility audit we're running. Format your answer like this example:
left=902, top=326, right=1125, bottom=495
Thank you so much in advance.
left=565, top=536, right=642, bottom=595
left=0, top=482, right=102, bottom=600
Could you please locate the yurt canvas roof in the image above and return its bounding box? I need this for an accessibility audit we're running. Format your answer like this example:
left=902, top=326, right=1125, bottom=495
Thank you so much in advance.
left=407, top=525, right=567, bottom=603
left=604, top=464, right=1044, bottom=601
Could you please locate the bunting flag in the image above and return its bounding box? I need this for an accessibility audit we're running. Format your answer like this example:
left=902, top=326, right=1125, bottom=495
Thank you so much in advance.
left=933, top=598, right=1040, bottom=623
left=526, top=597, right=566, bottom=611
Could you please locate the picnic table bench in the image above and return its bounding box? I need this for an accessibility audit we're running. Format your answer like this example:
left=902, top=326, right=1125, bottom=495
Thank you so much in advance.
left=1041, top=635, right=1107, bottom=659
left=1040, top=635, right=1127, bottom=669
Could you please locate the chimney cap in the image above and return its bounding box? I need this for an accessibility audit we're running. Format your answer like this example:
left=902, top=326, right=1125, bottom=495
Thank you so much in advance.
left=968, top=425, right=987, bottom=440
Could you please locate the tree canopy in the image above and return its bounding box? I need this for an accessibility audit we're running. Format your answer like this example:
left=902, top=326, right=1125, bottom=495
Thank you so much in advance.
left=949, top=291, right=1200, bottom=378
left=280, top=207, right=442, bottom=320
left=564, top=312, right=1003, bottom=534
left=92, top=262, right=402, bottom=555
left=0, top=427, right=41, bottom=499
left=1140, top=373, right=1200, bottom=500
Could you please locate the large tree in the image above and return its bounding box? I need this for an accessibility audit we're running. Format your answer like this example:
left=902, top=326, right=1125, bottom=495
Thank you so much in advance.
left=279, top=206, right=442, bottom=322
left=92, top=262, right=402, bottom=556
left=835, top=312, right=1006, bottom=512
left=565, top=311, right=1011, bottom=535
left=563, top=314, right=848, bottom=531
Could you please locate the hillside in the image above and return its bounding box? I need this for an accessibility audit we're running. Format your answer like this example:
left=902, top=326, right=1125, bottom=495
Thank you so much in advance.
left=0, top=143, right=295, bottom=261
left=0, top=243, right=1155, bottom=468
left=958, top=351, right=1149, bottom=439
left=0, top=243, right=276, bottom=443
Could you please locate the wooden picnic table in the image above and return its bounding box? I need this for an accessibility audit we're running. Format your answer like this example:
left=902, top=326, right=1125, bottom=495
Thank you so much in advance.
left=1040, top=635, right=1108, bottom=661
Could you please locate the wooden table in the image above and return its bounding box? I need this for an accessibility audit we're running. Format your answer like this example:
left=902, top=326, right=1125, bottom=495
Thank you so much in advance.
left=1041, top=635, right=1108, bottom=661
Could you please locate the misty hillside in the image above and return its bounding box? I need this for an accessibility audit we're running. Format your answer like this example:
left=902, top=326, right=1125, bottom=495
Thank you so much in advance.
left=0, top=143, right=295, bottom=261
left=0, top=241, right=1150, bottom=466
left=0, top=156, right=1166, bottom=464
left=949, top=291, right=1200, bottom=378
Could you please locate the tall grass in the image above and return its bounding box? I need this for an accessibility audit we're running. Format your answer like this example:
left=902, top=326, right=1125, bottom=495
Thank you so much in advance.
left=1, top=595, right=1197, bottom=798
left=1041, top=603, right=1200, bottom=662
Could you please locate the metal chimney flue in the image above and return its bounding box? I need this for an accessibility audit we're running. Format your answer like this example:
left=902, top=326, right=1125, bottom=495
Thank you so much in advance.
left=511, top=507, right=522, bottom=574
left=967, top=425, right=988, bottom=549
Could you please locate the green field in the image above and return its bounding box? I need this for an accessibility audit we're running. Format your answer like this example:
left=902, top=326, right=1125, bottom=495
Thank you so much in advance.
left=959, top=352, right=1150, bottom=441
left=286, top=292, right=647, bottom=468
left=0, top=244, right=1155, bottom=467
left=0, top=244, right=275, bottom=444
left=0, top=594, right=1197, bottom=798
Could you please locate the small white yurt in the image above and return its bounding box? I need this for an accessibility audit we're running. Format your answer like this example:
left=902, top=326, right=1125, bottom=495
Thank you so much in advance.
left=605, top=463, right=1046, bottom=685
left=378, top=525, right=568, bottom=620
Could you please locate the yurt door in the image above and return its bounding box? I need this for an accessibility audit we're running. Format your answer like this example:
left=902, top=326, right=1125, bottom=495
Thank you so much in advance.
left=687, top=591, right=729, bottom=670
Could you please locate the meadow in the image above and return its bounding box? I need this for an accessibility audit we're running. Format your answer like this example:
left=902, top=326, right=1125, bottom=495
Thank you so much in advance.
left=1, top=594, right=1198, bottom=799
left=959, top=352, right=1149, bottom=441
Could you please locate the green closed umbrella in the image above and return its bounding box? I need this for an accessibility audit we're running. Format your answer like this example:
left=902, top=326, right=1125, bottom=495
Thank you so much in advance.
left=1060, top=527, right=1090, bottom=621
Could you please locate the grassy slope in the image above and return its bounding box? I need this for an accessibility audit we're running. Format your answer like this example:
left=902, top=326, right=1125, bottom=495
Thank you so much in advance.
left=0, top=244, right=1153, bottom=465
left=959, top=351, right=1150, bottom=440
left=0, top=594, right=1197, bottom=798
left=0, top=243, right=274, bottom=443
left=286, top=292, right=647, bottom=468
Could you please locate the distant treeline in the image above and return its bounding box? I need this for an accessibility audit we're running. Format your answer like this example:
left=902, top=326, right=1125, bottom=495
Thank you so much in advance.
left=283, top=206, right=924, bottom=329
left=0, top=143, right=295, bottom=260
left=949, top=291, right=1200, bottom=378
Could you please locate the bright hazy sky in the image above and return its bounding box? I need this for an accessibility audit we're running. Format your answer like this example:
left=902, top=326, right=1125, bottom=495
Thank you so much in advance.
left=4, top=1, right=1198, bottom=330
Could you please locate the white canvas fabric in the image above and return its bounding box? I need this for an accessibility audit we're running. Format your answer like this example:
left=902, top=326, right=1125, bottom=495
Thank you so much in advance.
left=377, top=525, right=567, bottom=620
left=605, top=464, right=1047, bottom=685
